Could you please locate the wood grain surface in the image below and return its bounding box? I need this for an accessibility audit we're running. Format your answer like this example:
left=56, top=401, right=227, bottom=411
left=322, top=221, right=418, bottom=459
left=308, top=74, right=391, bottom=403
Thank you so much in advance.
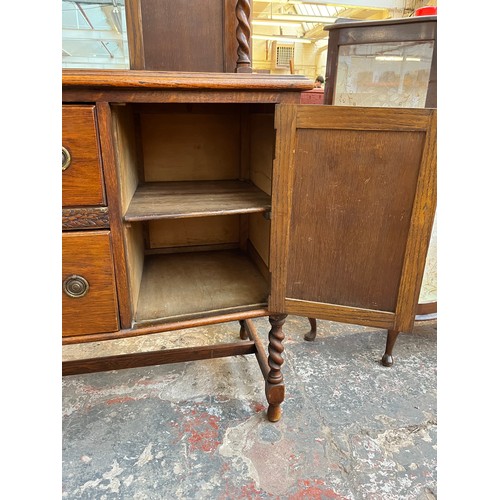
left=134, top=249, right=269, bottom=326
left=270, top=105, right=436, bottom=329
left=286, top=127, right=424, bottom=312
left=393, top=110, right=437, bottom=332
left=147, top=215, right=240, bottom=249
left=97, top=102, right=134, bottom=328
left=139, top=109, right=241, bottom=182
left=124, top=181, right=271, bottom=221
left=62, top=69, right=314, bottom=91
left=62, top=308, right=269, bottom=345
left=140, top=0, right=225, bottom=72
left=62, top=105, right=105, bottom=206
left=63, top=341, right=257, bottom=375
left=62, top=231, right=119, bottom=336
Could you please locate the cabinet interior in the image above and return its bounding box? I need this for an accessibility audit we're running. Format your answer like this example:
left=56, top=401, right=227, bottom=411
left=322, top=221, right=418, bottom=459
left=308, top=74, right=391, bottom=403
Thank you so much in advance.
left=111, top=103, right=275, bottom=326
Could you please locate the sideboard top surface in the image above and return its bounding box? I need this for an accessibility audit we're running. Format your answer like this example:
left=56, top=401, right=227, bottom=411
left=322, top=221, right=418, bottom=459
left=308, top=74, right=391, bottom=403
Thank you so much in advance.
left=62, top=70, right=315, bottom=92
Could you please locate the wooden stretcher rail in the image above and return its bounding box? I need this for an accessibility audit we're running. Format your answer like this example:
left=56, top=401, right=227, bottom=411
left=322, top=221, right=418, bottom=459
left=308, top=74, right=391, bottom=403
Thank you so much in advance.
left=63, top=341, right=257, bottom=376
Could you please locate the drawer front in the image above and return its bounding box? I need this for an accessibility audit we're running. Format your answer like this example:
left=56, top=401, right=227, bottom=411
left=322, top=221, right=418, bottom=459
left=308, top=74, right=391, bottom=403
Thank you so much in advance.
left=62, top=231, right=119, bottom=337
left=62, top=105, right=106, bottom=207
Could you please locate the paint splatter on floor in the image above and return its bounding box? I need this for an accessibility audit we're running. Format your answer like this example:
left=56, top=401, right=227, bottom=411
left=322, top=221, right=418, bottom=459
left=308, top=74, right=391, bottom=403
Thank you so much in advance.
left=63, top=316, right=436, bottom=499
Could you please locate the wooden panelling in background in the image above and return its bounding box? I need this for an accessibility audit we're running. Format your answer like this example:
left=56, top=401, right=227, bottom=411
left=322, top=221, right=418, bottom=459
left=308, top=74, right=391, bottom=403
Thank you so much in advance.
left=126, top=0, right=239, bottom=73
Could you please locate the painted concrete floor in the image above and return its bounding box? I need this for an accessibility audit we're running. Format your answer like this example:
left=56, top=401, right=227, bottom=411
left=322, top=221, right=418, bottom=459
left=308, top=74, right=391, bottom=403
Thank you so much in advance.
left=62, top=315, right=437, bottom=499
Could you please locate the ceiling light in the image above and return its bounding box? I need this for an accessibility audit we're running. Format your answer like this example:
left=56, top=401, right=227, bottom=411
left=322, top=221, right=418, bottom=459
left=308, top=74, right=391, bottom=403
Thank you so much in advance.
left=270, top=14, right=338, bottom=23
left=252, top=20, right=302, bottom=27
left=375, top=56, right=404, bottom=61
left=251, top=35, right=312, bottom=44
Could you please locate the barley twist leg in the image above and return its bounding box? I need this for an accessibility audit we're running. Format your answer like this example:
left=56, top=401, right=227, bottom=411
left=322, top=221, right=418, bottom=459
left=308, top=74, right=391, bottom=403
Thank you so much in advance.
left=266, top=314, right=287, bottom=422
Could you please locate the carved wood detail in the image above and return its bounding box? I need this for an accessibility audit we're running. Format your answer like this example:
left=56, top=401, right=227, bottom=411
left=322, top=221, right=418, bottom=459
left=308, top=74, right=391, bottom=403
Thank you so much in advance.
left=235, top=0, right=252, bottom=73
left=266, top=314, right=287, bottom=421
left=62, top=207, right=110, bottom=230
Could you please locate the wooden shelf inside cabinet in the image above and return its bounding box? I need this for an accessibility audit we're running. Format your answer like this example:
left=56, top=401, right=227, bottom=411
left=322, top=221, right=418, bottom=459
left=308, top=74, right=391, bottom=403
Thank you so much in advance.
left=124, top=180, right=271, bottom=221
left=134, top=250, right=269, bottom=327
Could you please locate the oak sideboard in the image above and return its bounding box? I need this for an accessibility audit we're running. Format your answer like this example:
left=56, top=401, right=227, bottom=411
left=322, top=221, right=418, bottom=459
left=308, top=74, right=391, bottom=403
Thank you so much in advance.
left=62, top=70, right=436, bottom=421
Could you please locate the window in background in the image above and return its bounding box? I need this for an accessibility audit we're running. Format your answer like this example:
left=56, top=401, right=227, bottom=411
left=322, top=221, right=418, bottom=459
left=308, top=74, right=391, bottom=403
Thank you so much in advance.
left=62, top=0, right=129, bottom=69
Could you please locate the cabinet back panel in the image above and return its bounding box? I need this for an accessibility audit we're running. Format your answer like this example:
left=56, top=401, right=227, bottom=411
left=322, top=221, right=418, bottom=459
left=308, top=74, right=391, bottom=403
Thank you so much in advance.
left=140, top=113, right=241, bottom=181
left=148, top=216, right=240, bottom=249
left=286, top=128, right=425, bottom=312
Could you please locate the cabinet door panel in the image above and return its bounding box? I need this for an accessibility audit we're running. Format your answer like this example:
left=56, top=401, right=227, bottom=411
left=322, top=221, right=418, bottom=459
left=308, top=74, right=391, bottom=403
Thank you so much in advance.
left=270, top=105, right=436, bottom=332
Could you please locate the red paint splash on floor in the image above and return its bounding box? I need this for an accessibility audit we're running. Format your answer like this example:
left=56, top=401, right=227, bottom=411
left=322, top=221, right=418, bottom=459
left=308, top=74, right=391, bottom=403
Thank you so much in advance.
left=221, top=481, right=265, bottom=499
left=106, top=396, right=137, bottom=405
left=289, top=479, right=348, bottom=500
left=135, top=379, right=157, bottom=386
left=253, top=402, right=266, bottom=413
left=176, top=409, right=221, bottom=453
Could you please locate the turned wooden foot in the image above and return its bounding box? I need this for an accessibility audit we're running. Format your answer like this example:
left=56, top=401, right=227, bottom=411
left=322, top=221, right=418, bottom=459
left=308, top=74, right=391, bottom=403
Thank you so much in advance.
left=381, top=329, right=400, bottom=367
left=239, top=320, right=248, bottom=340
left=266, top=314, right=287, bottom=421
left=304, top=317, right=317, bottom=341
left=267, top=403, right=282, bottom=422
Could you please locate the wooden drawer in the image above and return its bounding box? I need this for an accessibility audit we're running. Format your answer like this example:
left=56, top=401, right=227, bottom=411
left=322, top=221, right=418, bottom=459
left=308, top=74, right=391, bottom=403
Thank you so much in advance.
left=62, top=105, right=106, bottom=207
left=62, top=231, right=119, bottom=337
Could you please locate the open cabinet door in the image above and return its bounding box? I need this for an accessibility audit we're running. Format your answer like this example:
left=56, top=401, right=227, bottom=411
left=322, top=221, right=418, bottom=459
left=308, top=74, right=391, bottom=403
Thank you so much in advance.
left=269, top=105, right=436, bottom=334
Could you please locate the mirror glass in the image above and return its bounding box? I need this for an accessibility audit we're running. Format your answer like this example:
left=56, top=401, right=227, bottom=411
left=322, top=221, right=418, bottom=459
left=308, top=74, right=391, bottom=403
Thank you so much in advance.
left=334, top=41, right=434, bottom=108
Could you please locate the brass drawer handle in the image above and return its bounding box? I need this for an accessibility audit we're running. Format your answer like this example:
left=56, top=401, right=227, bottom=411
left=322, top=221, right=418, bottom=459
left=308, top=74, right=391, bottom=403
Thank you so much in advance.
left=63, top=275, right=89, bottom=298
left=62, top=146, right=72, bottom=171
